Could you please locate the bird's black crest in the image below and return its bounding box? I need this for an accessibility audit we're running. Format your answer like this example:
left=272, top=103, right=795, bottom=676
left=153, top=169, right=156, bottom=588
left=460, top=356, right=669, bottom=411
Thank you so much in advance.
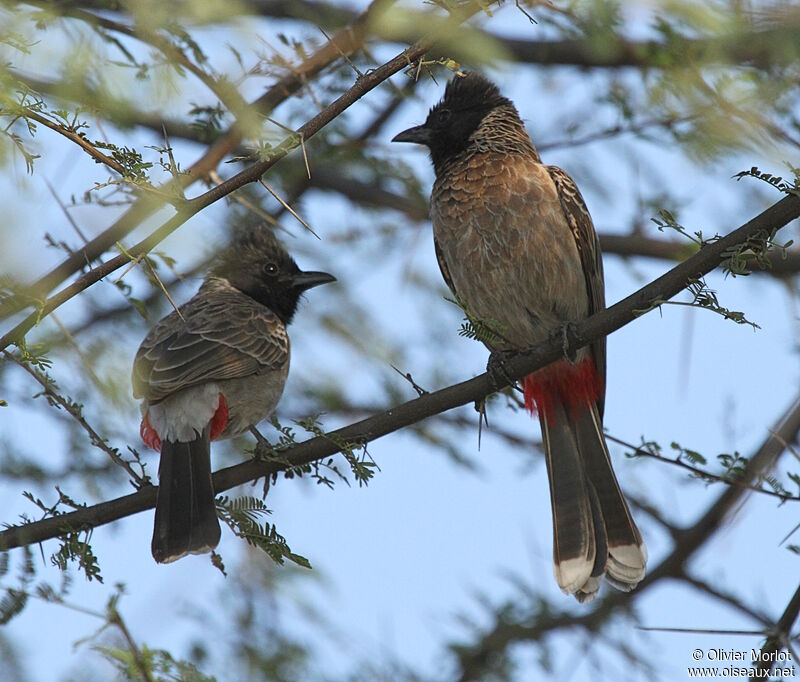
left=419, top=72, right=512, bottom=170
left=214, top=224, right=303, bottom=323
left=229, top=224, right=293, bottom=265
left=438, top=72, right=508, bottom=112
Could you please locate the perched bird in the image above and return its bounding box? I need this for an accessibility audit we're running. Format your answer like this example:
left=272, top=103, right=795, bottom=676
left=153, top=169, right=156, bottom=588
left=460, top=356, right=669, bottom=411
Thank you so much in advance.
left=132, top=226, right=335, bottom=563
left=393, top=72, right=646, bottom=601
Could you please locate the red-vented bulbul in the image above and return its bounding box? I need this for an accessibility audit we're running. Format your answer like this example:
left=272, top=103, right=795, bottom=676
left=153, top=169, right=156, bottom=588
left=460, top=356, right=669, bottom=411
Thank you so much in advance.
left=132, top=226, right=335, bottom=564
left=393, top=72, right=646, bottom=601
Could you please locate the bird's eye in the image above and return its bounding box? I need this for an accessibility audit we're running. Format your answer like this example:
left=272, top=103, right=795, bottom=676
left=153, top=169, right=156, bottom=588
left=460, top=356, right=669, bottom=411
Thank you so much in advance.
left=263, top=262, right=279, bottom=276
left=433, top=108, right=452, bottom=126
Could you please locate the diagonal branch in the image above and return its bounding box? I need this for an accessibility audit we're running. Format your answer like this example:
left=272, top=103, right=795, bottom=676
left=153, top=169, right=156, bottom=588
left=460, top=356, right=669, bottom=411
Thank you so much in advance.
left=453, top=391, right=800, bottom=681
left=2, top=350, right=145, bottom=485
left=605, top=433, right=800, bottom=503
left=124, top=0, right=800, bottom=71
left=0, top=192, right=797, bottom=551
left=0, top=0, right=387, bottom=323
left=751, top=583, right=800, bottom=681
left=302, top=168, right=800, bottom=277
left=31, top=1, right=250, bottom=118
left=681, top=572, right=772, bottom=629
left=12, top=105, right=128, bottom=177
left=0, top=0, right=498, bottom=353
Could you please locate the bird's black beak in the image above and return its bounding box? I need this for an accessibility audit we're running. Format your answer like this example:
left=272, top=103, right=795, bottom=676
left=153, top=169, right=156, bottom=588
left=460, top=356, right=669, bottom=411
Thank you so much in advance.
left=392, top=124, right=433, bottom=146
left=292, top=270, right=337, bottom=292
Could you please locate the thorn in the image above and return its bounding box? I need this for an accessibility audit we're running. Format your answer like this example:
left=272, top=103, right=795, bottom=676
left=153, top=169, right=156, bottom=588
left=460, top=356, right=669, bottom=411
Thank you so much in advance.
left=143, top=257, right=184, bottom=322
left=249, top=425, right=269, bottom=446
left=43, top=177, right=90, bottom=244
left=390, top=363, right=427, bottom=396
left=474, top=398, right=489, bottom=450
left=318, top=27, right=363, bottom=78
left=259, top=178, right=320, bottom=239
left=207, top=169, right=283, bottom=229
left=161, top=123, right=186, bottom=201
left=249, top=426, right=273, bottom=497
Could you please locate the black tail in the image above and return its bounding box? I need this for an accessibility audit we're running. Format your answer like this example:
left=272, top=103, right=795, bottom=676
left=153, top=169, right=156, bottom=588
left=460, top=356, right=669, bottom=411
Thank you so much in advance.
left=541, top=401, right=646, bottom=602
left=152, top=429, right=221, bottom=564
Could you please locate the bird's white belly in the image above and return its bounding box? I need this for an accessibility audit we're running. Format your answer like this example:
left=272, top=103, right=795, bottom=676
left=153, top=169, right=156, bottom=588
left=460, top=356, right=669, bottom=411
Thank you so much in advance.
left=143, top=365, right=289, bottom=442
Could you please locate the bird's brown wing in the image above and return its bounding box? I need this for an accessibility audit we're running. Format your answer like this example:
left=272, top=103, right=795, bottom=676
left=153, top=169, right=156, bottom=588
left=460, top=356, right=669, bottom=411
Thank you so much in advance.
left=546, top=165, right=606, bottom=417
left=434, top=234, right=458, bottom=298
left=132, top=281, right=289, bottom=403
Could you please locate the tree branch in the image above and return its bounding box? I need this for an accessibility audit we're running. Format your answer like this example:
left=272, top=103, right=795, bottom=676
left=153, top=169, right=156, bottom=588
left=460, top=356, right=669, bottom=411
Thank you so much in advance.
left=0, top=192, right=797, bottom=550
left=681, top=571, right=771, bottom=630
left=751, top=583, right=800, bottom=681
left=1, top=350, right=146, bottom=486
left=453, top=390, right=800, bottom=681
left=11, top=105, right=128, bottom=177
left=0, top=0, right=502, bottom=352
left=114, top=0, right=800, bottom=71
left=32, top=1, right=251, bottom=118
left=303, top=167, right=800, bottom=276
left=0, top=0, right=386, bottom=322
left=605, top=433, right=800, bottom=503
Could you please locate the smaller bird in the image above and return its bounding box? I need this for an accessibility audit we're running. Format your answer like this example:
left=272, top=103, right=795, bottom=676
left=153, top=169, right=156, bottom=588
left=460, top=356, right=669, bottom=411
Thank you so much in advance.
left=132, top=226, right=335, bottom=564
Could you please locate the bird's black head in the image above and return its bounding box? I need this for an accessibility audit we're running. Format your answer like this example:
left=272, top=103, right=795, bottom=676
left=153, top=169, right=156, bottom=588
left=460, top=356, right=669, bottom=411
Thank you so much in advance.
left=213, top=226, right=335, bottom=325
left=392, top=72, right=513, bottom=171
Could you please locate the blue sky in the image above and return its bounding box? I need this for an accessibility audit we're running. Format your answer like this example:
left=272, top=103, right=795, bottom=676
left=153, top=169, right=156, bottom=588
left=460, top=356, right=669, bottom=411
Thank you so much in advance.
left=1, top=2, right=799, bottom=680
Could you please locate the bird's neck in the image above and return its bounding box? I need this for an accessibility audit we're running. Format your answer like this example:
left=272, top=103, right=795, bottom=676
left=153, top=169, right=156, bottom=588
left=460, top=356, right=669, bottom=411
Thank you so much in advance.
left=202, top=275, right=299, bottom=326
left=200, top=275, right=236, bottom=294
left=433, top=108, right=540, bottom=176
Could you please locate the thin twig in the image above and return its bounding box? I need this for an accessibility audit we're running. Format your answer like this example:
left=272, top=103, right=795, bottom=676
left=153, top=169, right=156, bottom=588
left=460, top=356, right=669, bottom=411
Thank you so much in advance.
left=300, top=133, right=311, bottom=179
left=207, top=169, right=282, bottom=227
left=259, top=178, right=320, bottom=238
left=319, top=26, right=364, bottom=77
left=142, top=258, right=185, bottom=322
left=0, top=0, right=389, bottom=324
left=1, top=195, right=799, bottom=549
left=161, top=124, right=186, bottom=201
left=389, top=363, right=428, bottom=396
left=43, top=178, right=90, bottom=245
left=50, top=313, right=104, bottom=389
left=106, top=604, right=155, bottom=682
left=538, top=115, right=695, bottom=152
left=16, top=105, right=126, bottom=175
left=606, top=433, right=800, bottom=503
left=751, top=583, right=800, bottom=681
left=3, top=350, right=145, bottom=486
left=638, top=626, right=768, bottom=636
left=681, top=571, right=772, bottom=627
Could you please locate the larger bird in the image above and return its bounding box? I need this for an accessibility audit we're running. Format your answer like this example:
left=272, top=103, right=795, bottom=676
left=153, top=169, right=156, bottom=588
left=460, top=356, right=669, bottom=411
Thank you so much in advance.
left=393, top=72, right=646, bottom=601
left=133, top=226, right=335, bottom=563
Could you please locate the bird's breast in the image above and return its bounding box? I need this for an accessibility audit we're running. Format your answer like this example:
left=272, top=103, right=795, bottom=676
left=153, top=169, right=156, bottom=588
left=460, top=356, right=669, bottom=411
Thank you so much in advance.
left=431, top=153, right=589, bottom=349
left=215, top=366, right=290, bottom=439
left=141, top=364, right=290, bottom=443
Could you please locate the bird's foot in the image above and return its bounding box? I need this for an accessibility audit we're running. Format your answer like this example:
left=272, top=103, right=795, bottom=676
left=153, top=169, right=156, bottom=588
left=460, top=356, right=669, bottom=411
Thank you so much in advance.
left=551, top=323, right=579, bottom=364
left=486, top=349, right=518, bottom=391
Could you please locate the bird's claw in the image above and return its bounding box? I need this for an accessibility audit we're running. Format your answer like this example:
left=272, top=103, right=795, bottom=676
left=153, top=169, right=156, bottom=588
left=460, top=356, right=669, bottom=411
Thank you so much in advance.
left=551, top=323, right=578, bottom=364
left=486, top=349, right=518, bottom=390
